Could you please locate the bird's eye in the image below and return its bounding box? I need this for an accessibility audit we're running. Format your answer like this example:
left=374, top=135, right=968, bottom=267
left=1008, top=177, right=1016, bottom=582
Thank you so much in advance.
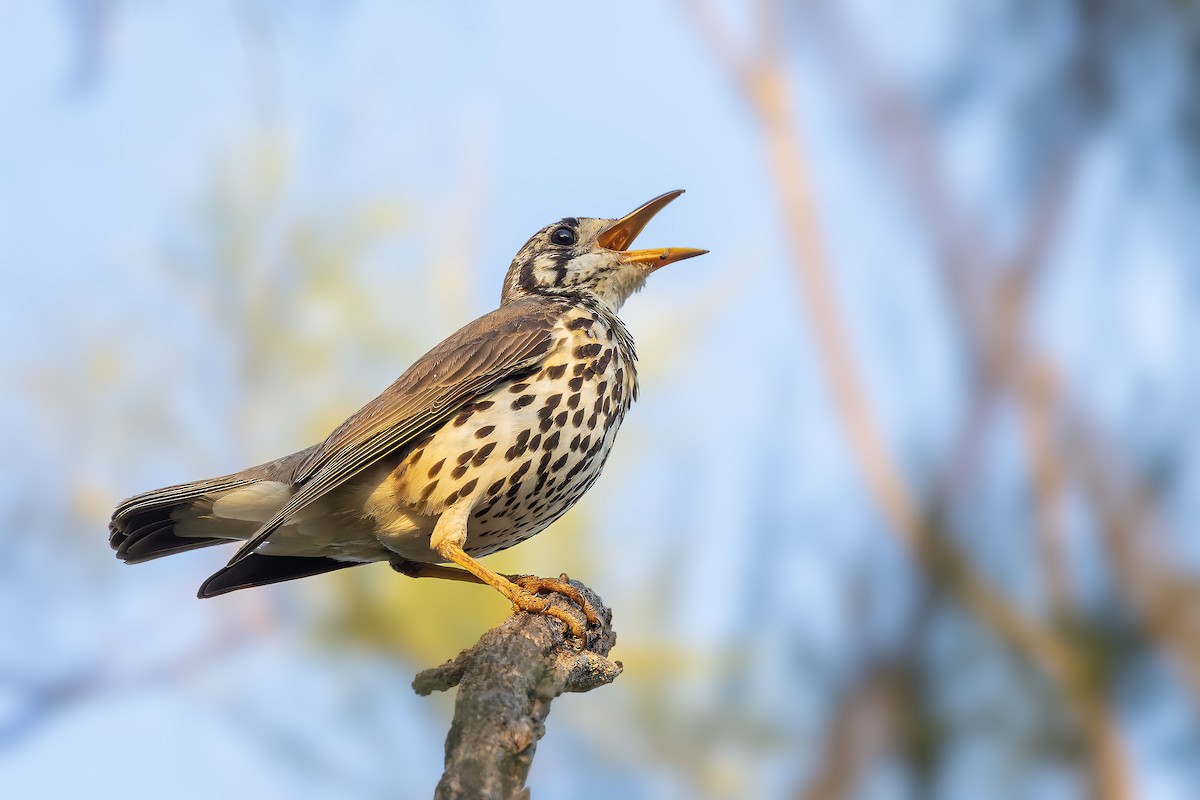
left=550, top=227, right=577, bottom=247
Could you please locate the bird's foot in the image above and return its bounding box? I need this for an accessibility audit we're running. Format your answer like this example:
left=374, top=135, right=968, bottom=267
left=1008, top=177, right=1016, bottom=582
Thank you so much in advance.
left=507, top=573, right=602, bottom=645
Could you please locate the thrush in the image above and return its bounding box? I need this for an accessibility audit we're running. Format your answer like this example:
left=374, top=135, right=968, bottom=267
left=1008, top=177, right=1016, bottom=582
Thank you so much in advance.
left=109, top=190, right=705, bottom=640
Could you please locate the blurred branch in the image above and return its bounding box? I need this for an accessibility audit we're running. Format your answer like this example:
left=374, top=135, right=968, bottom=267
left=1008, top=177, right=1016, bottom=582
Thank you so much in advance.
left=413, top=581, right=621, bottom=800
left=1067, top=415, right=1200, bottom=699
left=682, top=2, right=1142, bottom=796
left=1016, top=361, right=1074, bottom=620
left=679, top=8, right=927, bottom=658
left=681, top=0, right=1076, bottom=684
left=790, top=3, right=1164, bottom=794
left=796, top=665, right=903, bottom=800
left=824, top=0, right=1200, bottom=704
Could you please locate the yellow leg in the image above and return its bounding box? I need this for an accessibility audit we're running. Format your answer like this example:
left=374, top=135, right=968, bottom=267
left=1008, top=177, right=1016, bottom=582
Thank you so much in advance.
left=406, top=545, right=599, bottom=644
left=393, top=556, right=600, bottom=633
left=392, top=559, right=600, bottom=627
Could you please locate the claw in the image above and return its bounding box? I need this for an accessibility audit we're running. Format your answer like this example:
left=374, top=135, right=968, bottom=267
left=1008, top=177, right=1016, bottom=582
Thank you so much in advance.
left=507, top=586, right=588, bottom=645
left=501, top=575, right=600, bottom=642
left=510, top=573, right=603, bottom=630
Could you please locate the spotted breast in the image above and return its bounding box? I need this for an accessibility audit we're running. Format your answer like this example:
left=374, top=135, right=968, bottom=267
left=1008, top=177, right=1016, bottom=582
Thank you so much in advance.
left=361, top=301, right=638, bottom=562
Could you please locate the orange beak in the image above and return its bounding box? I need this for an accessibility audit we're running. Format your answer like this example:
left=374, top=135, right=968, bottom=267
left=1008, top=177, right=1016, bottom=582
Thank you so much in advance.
left=596, top=190, right=708, bottom=268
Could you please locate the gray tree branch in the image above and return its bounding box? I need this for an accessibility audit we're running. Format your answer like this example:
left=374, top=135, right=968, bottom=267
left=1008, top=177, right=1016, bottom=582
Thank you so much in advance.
left=413, top=580, right=621, bottom=800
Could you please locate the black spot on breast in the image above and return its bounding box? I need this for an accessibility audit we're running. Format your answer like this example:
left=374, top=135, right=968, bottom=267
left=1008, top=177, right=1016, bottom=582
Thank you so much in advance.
left=475, top=425, right=495, bottom=438
left=511, top=394, right=535, bottom=410
left=564, top=460, right=587, bottom=483
left=539, top=416, right=554, bottom=433
left=575, top=343, right=602, bottom=358
left=595, top=381, right=608, bottom=396
left=421, top=481, right=439, bottom=501
left=506, top=430, right=530, bottom=459
left=586, top=413, right=598, bottom=430
left=509, top=382, right=529, bottom=393
left=451, top=463, right=469, bottom=480
left=528, top=433, right=542, bottom=450
left=473, top=400, right=495, bottom=411
left=579, top=435, right=591, bottom=452
left=554, top=411, right=568, bottom=427
left=596, top=352, right=613, bottom=373
left=543, top=393, right=562, bottom=410
left=573, top=363, right=586, bottom=377
left=460, top=478, right=478, bottom=496
left=487, top=479, right=505, bottom=496
left=568, top=377, right=584, bottom=392
left=546, top=364, right=567, bottom=379
left=452, top=412, right=471, bottom=427
left=428, top=459, right=445, bottom=478
left=511, top=460, right=531, bottom=483
left=567, top=316, right=593, bottom=330
left=473, top=442, right=496, bottom=465
left=444, top=489, right=460, bottom=505
left=544, top=430, right=561, bottom=450
left=567, top=393, right=581, bottom=409
left=572, top=409, right=585, bottom=427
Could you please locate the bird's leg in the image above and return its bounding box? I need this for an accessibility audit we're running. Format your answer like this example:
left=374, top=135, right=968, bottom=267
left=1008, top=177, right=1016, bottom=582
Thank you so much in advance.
left=391, top=559, right=602, bottom=630
left=426, top=542, right=593, bottom=645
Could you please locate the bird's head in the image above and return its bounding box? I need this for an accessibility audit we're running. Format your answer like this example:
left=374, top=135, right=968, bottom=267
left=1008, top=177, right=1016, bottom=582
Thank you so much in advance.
left=501, top=190, right=706, bottom=312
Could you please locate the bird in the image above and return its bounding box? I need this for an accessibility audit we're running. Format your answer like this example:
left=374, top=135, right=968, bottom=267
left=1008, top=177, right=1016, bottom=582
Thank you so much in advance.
left=109, top=190, right=706, bottom=640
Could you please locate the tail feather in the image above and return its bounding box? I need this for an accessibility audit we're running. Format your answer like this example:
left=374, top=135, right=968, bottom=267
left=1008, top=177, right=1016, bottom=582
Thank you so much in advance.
left=109, top=476, right=256, bottom=563
left=110, top=446, right=362, bottom=595
left=117, top=520, right=225, bottom=564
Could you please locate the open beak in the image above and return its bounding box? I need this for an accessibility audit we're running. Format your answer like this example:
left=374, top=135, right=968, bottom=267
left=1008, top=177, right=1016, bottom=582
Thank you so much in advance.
left=597, top=190, right=708, bottom=268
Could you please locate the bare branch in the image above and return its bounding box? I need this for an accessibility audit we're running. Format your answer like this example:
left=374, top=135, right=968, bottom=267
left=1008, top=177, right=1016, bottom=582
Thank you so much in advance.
left=414, top=581, right=621, bottom=800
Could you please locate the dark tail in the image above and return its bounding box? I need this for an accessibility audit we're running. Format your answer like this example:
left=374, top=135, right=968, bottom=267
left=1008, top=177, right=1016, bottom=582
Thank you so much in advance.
left=109, top=476, right=255, bottom=563
left=111, top=468, right=363, bottom=596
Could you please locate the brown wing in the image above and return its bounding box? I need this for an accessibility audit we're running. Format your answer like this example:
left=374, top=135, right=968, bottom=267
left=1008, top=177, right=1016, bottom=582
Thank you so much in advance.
left=226, top=296, right=564, bottom=565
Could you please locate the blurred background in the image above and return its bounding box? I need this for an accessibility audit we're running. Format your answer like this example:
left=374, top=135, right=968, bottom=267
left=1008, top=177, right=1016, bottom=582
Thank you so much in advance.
left=3, top=1, right=1199, bottom=797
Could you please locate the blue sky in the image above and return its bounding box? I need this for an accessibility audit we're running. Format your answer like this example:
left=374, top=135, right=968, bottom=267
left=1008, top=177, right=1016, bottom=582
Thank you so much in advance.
left=3, top=2, right=1198, bottom=798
